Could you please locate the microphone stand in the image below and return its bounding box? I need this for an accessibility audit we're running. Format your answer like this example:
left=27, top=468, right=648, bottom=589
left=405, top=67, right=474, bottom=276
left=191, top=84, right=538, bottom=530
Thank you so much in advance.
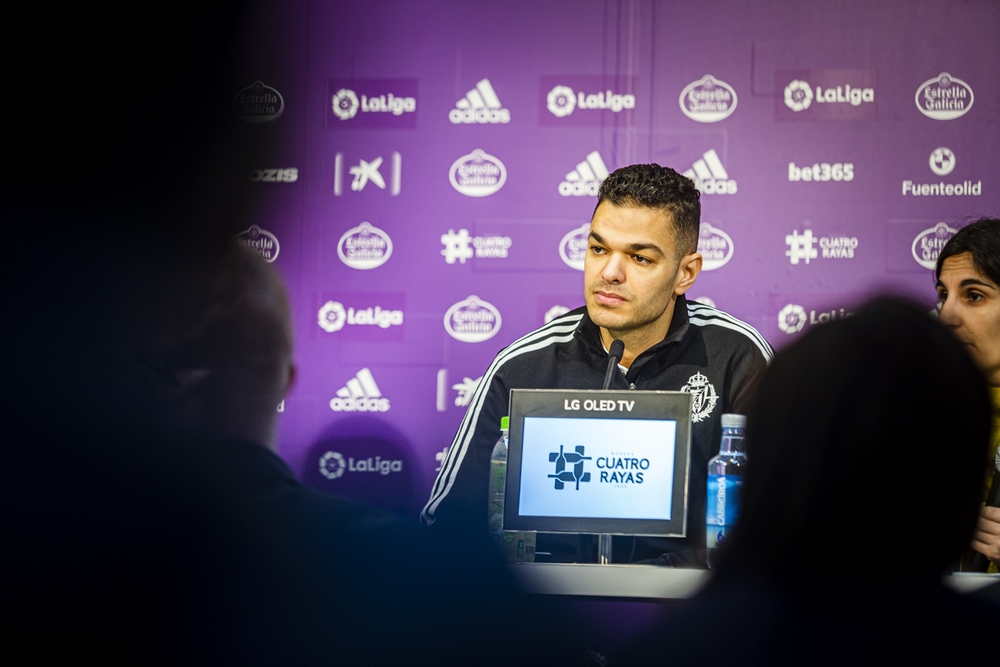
left=598, top=340, right=624, bottom=565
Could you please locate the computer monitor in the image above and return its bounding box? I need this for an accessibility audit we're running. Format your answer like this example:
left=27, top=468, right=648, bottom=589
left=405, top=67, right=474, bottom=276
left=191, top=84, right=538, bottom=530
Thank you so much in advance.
left=504, top=389, right=692, bottom=537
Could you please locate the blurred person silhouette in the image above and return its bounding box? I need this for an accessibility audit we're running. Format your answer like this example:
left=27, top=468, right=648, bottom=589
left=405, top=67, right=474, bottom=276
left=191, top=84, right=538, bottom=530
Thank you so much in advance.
left=125, top=239, right=584, bottom=665
left=617, top=297, right=1000, bottom=666
left=936, top=217, right=1000, bottom=572
left=2, top=3, right=581, bottom=664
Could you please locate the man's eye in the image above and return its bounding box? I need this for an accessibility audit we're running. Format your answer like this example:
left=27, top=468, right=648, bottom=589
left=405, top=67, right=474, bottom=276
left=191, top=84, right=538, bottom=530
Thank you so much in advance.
left=967, top=291, right=983, bottom=302
left=590, top=246, right=607, bottom=254
left=633, top=255, right=651, bottom=265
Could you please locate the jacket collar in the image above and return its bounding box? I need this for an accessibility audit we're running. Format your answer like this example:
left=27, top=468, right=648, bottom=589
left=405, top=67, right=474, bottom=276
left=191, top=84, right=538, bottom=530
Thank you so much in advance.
left=575, top=294, right=691, bottom=362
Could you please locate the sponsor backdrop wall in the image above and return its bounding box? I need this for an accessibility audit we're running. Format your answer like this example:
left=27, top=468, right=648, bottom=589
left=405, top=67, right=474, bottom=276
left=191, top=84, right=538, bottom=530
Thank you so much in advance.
left=234, top=0, right=1000, bottom=516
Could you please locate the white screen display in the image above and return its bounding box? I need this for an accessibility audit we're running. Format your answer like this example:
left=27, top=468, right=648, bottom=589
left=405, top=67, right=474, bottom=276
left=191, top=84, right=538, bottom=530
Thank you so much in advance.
left=517, top=416, right=676, bottom=520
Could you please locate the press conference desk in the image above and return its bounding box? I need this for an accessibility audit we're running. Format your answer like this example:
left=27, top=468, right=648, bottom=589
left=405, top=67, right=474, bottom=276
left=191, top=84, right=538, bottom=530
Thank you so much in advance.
left=514, top=562, right=1000, bottom=599
left=515, top=562, right=710, bottom=599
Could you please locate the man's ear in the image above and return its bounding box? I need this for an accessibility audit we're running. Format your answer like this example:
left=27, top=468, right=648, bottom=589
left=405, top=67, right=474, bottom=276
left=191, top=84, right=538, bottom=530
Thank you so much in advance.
left=674, top=252, right=703, bottom=295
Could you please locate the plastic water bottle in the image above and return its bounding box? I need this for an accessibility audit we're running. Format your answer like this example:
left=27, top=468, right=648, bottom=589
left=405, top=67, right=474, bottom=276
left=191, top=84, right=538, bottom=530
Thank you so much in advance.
left=706, top=413, right=747, bottom=551
left=487, top=416, right=509, bottom=538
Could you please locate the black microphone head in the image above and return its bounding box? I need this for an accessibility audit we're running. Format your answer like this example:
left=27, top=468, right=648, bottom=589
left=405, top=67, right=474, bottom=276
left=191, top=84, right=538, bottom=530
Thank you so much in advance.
left=994, top=447, right=1000, bottom=473
left=608, top=339, right=625, bottom=362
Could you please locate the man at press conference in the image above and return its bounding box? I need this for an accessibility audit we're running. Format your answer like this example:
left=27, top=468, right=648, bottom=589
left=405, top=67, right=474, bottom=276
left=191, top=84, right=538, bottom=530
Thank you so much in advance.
left=422, top=163, right=773, bottom=564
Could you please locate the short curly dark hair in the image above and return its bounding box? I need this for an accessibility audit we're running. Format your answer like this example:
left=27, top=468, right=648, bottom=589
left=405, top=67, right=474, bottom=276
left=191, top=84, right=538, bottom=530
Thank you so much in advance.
left=595, top=164, right=701, bottom=257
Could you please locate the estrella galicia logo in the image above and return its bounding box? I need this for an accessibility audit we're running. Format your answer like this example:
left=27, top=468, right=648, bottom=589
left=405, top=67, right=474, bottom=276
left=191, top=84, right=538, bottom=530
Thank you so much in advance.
left=233, top=81, right=284, bottom=123
left=548, top=445, right=592, bottom=490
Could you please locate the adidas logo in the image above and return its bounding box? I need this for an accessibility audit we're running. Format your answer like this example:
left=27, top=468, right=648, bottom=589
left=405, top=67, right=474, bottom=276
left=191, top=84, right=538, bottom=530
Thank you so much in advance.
left=682, top=149, right=737, bottom=195
left=329, top=368, right=390, bottom=412
left=449, top=79, right=510, bottom=124
left=559, top=151, right=610, bottom=196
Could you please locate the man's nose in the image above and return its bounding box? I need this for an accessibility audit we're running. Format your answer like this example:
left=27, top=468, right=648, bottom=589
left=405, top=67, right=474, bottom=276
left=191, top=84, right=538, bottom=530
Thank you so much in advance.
left=601, top=253, right=625, bottom=283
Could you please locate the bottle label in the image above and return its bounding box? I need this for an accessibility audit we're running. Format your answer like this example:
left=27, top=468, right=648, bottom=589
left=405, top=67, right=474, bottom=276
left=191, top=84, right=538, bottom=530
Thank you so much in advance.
left=706, top=474, right=742, bottom=548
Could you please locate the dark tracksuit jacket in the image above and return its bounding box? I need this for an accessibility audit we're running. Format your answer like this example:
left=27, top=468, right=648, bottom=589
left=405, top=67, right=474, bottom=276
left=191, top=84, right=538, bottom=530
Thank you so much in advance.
left=422, top=295, right=773, bottom=562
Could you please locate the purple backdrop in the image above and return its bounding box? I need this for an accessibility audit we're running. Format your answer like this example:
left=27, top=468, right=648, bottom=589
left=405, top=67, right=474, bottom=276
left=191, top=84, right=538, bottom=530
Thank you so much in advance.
left=232, top=0, right=1000, bottom=516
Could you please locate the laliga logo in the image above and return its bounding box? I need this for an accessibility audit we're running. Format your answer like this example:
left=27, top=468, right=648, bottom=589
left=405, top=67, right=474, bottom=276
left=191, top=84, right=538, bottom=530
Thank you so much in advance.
left=547, top=85, right=576, bottom=117
left=559, top=223, right=590, bottom=271
left=778, top=303, right=853, bottom=334
left=317, top=301, right=403, bottom=333
left=785, top=78, right=873, bottom=111
left=777, top=304, right=808, bottom=334
left=784, top=80, right=813, bottom=111
left=911, top=222, right=958, bottom=270
left=546, top=84, right=635, bottom=116
left=697, top=223, right=734, bottom=271
left=337, top=222, right=393, bottom=270
left=916, top=73, right=974, bottom=121
left=318, top=451, right=403, bottom=479
left=331, top=89, right=359, bottom=119
left=319, top=452, right=346, bottom=479
left=318, top=301, right=347, bottom=332
left=332, top=88, right=415, bottom=120
left=444, top=295, right=502, bottom=343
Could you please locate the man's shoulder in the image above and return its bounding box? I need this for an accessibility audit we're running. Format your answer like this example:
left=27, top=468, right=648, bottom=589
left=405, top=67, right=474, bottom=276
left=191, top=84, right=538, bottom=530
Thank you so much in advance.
left=491, top=306, right=589, bottom=369
left=684, top=300, right=773, bottom=362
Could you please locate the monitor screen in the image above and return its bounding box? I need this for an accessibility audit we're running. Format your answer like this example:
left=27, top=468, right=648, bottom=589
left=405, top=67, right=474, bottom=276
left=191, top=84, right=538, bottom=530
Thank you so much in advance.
left=504, top=389, right=692, bottom=536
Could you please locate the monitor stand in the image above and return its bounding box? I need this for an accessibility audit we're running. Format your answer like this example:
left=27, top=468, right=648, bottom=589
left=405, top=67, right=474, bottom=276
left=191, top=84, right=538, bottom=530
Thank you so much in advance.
left=597, top=534, right=612, bottom=564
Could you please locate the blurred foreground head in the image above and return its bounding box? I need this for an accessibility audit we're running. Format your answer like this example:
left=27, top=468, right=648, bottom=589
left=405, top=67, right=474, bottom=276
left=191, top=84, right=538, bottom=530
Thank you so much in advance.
left=715, top=297, right=991, bottom=580
left=136, top=241, right=295, bottom=451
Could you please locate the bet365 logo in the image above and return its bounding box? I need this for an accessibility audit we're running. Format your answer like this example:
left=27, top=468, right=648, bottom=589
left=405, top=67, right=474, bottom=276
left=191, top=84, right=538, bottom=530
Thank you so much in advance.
left=548, top=445, right=591, bottom=490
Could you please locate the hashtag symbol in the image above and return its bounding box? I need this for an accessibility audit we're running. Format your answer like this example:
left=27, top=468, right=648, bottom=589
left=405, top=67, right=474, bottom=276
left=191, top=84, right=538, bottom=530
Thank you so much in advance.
left=785, top=229, right=818, bottom=265
left=441, top=229, right=474, bottom=264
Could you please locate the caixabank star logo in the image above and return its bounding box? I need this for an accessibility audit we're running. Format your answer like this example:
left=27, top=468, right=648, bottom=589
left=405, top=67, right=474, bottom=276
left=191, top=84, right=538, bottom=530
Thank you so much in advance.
left=548, top=445, right=592, bottom=490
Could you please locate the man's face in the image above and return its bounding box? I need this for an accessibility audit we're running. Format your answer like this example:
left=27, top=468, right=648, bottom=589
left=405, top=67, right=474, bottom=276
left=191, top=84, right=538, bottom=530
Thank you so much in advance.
left=937, top=252, right=1000, bottom=386
left=584, top=202, right=693, bottom=340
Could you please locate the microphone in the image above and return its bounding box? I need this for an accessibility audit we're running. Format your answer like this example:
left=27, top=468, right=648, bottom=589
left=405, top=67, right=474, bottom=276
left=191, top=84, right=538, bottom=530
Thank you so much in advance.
left=602, top=339, right=625, bottom=390
left=966, top=448, right=1000, bottom=572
